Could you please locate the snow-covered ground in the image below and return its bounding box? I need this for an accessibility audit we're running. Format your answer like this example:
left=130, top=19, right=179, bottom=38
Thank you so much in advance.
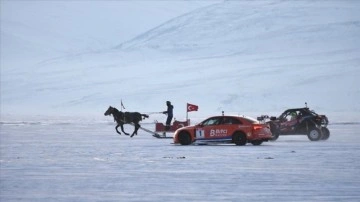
left=1, top=122, right=359, bottom=201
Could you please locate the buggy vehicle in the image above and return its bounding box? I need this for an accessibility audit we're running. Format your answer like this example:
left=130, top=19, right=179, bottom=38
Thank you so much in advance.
left=173, top=114, right=272, bottom=145
left=263, top=107, right=330, bottom=141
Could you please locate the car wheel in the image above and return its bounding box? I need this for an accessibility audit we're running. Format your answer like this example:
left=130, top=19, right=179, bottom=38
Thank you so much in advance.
left=178, top=131, right=192, bottom=145
left=307, top=128, right=322, bottom=141
left=232, top=132, right=247, bottom=146
left=321, top=127, right=330, bottom=140
left=251, top=140, right=263, bottom=146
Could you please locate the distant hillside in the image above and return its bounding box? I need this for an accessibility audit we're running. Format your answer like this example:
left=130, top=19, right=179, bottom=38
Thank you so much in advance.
left=1, top=1, right=360, bottom=122
left=117, top=1, right=360, bottom=58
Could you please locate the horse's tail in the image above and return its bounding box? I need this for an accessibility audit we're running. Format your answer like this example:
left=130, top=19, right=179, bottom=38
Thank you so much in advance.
left=141, top=114, right=149, bottom=119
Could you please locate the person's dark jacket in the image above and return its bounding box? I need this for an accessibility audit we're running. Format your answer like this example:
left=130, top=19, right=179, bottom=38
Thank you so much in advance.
left=164, top=104, right=173, bottom=117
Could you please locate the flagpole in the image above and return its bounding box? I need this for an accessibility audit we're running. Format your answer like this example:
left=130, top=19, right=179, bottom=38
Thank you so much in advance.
left=186, top=103, right=188, bottom=125
left=121, top=99, right=126, bottom=112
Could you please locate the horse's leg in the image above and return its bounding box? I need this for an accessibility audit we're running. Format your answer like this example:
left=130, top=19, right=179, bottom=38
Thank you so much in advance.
left=120, top=124, right=130, bottom=136
left=131, top=123, right=140, bottom=138
left=115, top=124, right=121, bottom=135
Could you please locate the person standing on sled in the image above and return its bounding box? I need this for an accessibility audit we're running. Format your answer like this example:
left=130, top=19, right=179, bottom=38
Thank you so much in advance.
left=162, top=101, right=174, bottom=136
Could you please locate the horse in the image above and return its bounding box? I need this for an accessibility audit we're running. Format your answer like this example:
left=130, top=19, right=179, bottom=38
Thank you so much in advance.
left=104, top=106, right=149, bottom=137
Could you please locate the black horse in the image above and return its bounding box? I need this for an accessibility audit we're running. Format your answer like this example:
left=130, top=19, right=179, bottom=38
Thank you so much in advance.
left=104, top=106, right=149, bottom=137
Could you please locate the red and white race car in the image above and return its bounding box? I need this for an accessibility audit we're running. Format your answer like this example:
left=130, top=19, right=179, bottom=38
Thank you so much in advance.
left=173, top=115, right=272, bottom=145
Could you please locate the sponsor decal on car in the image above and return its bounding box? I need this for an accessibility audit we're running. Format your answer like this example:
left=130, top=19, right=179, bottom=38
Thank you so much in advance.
left=196, top=129, right=205, bottom=138
left=210, top=129, right=228, bottom=136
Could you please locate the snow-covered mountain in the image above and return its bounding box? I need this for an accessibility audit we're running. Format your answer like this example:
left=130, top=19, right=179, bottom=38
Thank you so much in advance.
left=1, top=0, right=360, bottom=122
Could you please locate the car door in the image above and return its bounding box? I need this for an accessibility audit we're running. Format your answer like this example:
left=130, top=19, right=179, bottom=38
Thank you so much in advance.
left=195, top=117, right=231, bottom=141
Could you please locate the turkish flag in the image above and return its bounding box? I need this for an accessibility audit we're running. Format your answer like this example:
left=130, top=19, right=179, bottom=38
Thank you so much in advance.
left=187, top=103, right=198, bottom=112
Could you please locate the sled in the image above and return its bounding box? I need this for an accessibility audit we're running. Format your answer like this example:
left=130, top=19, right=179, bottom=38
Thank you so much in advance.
left=130, top=120, right=190, bottom=139
left=137, top=126, right=173, bottom=139
left=155, top=120, right=189, bottom=133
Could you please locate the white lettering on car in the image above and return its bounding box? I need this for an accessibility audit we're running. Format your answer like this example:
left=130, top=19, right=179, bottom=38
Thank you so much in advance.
left=210, top=129, right=228, bottom=136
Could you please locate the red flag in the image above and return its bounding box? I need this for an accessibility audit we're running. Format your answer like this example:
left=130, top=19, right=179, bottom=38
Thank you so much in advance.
left=187, top=103, right=198, bottom=112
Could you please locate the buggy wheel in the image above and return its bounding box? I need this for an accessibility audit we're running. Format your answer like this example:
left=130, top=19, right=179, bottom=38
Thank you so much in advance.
left=232, top=132, right=247, bottom=146
left=321, top=127, right=330, bottom=140
left=270, top=133, right=279, bottom=141
left=307, top=128, right=322, bottom=141
left=251, top=140, right=263, bottom=146
left=178, top=131, right=192, bottom=145
left=268, top=122, right=279, bottom=141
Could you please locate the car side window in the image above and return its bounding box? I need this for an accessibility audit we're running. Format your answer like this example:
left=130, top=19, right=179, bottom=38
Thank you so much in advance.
left=202, top=118, right=221, bottom=126
left=231, top=118, right=241, bottom=124
left=221, top=117, right=242, bottom=125
left=222, top=118, right=232, bottom=124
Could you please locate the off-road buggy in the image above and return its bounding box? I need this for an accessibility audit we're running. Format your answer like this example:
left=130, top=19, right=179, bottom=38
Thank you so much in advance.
left=258, top=107, right=330, bottom=141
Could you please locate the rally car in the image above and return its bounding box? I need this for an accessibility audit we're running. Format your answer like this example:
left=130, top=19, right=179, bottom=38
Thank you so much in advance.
left=173, top=114, right=272, bottom=145
left=263, top=107, right=330, bottom=141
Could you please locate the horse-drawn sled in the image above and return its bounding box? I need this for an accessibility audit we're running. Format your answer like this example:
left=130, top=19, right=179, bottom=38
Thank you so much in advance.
left=153, top=119, right=190, bottom=138
left=104, top=106, right=189, bottom=139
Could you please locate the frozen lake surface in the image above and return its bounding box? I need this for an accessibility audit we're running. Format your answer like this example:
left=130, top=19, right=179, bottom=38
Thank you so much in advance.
left=1, top=122, right=360, bottom=202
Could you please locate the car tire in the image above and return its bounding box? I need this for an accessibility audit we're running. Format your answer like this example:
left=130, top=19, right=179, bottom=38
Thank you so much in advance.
left=178, top=131, right=192, bottom=145
left=232, top=132, right=247, bottom=146
left=307, top=128, right=322, bottom=141
left=321, top=127, right=330, bottom=140
left=251, top=140, right=263, bottom=146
